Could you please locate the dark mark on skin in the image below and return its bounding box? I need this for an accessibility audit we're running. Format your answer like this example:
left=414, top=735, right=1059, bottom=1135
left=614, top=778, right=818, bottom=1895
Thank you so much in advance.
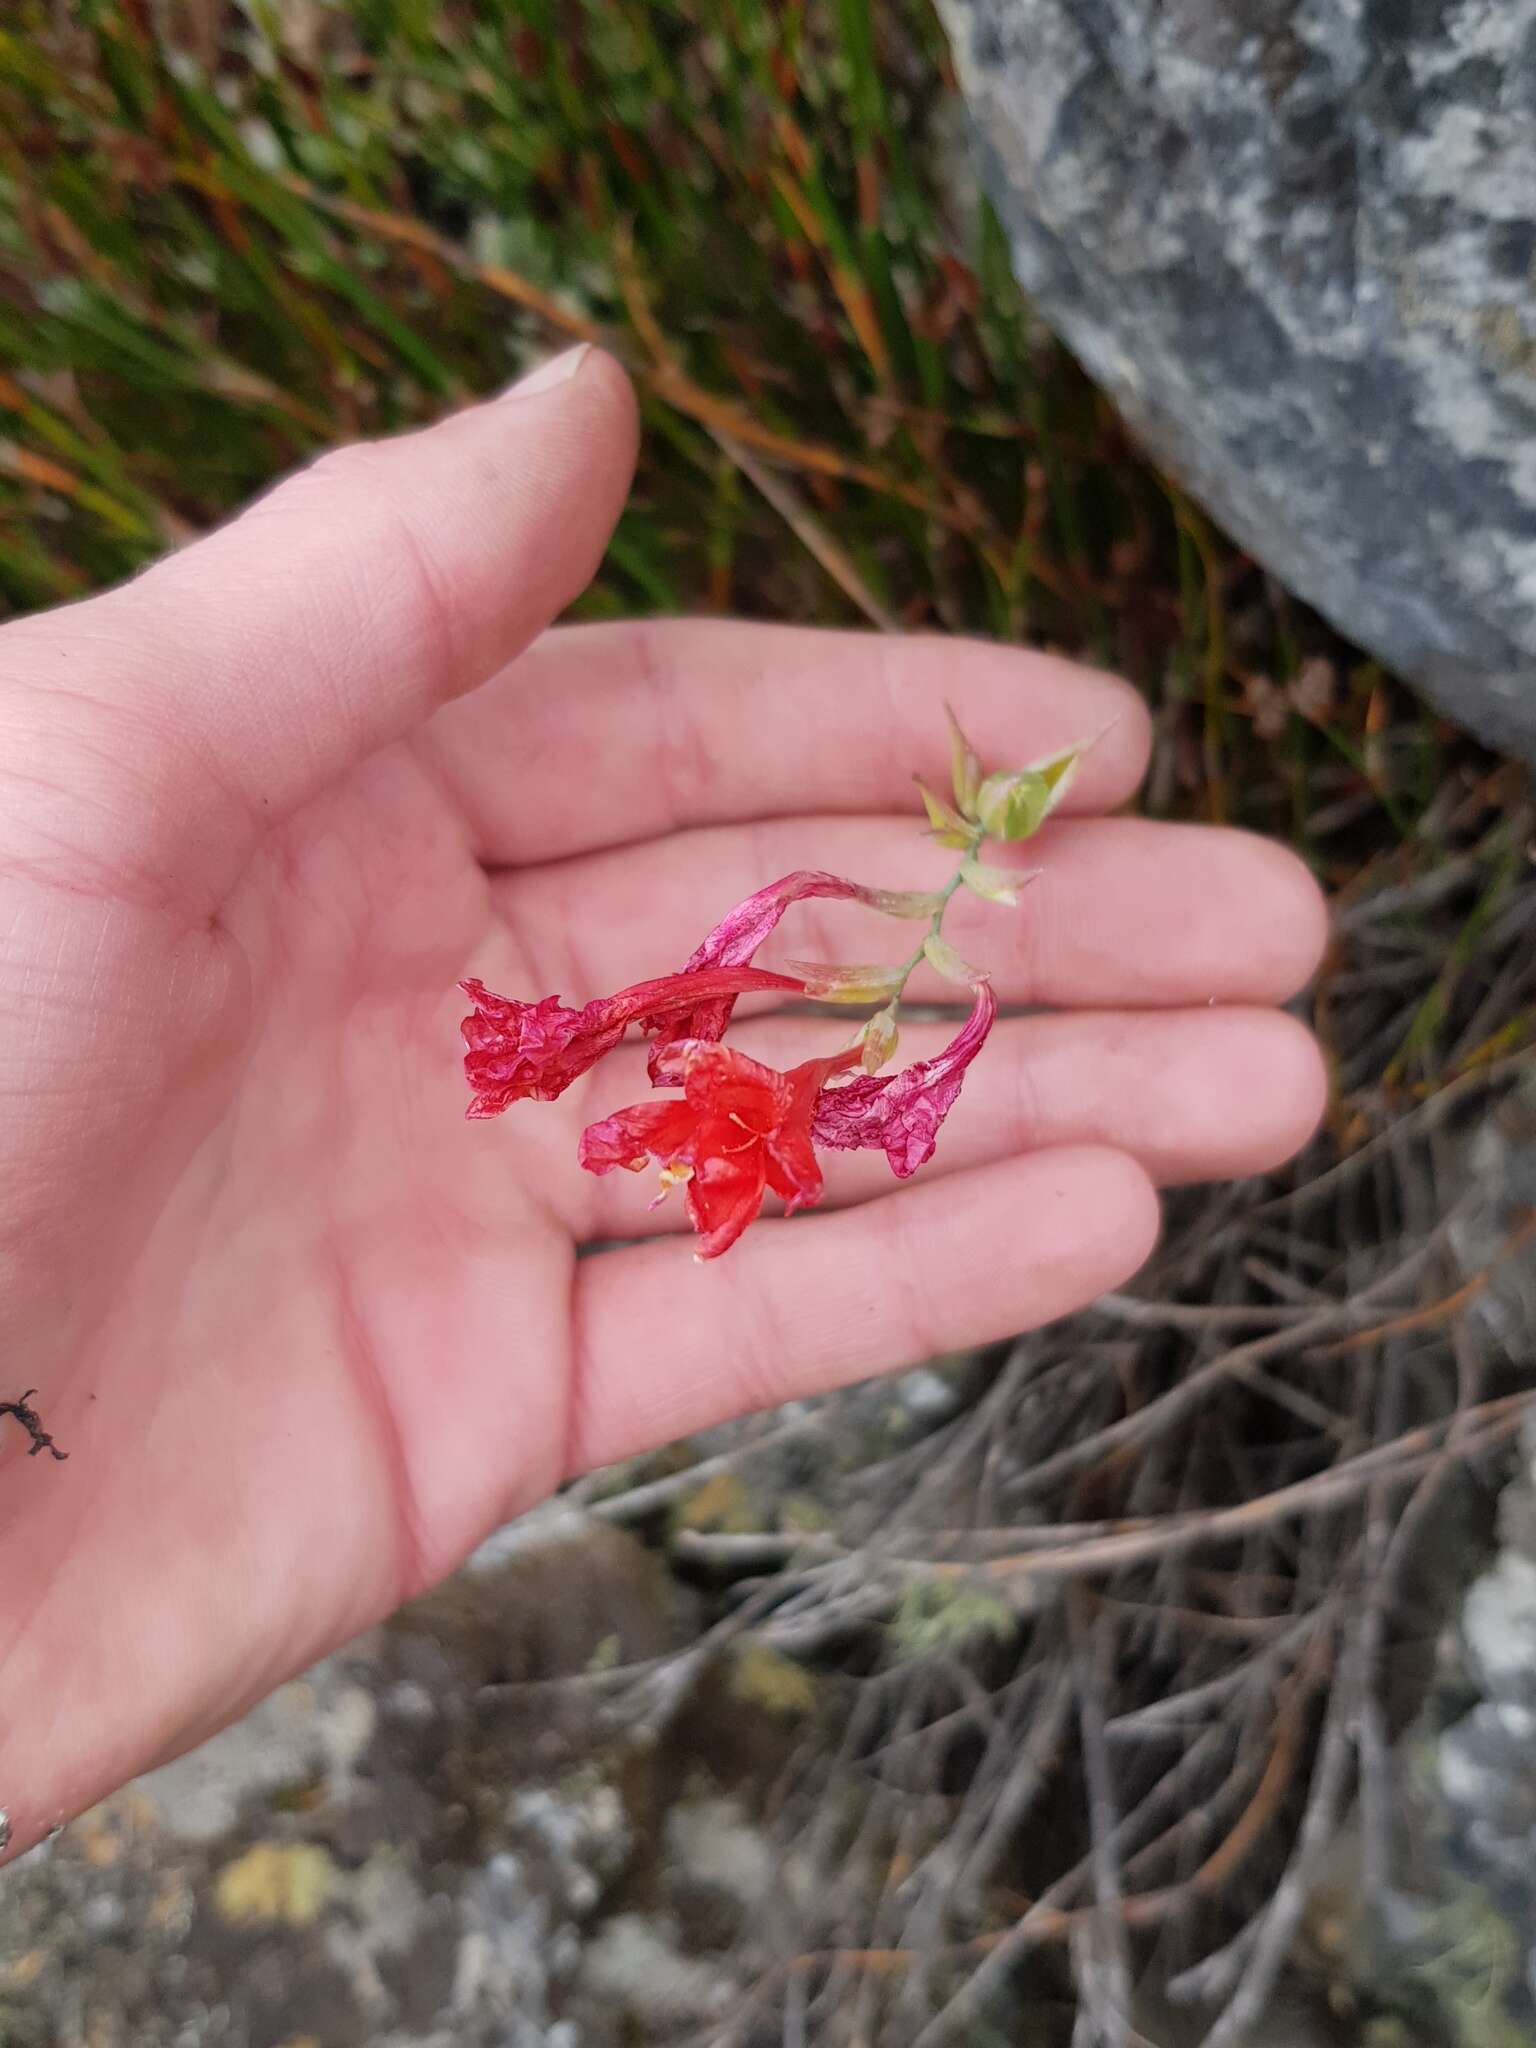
left=0, top=1391, right=68, bottom=1461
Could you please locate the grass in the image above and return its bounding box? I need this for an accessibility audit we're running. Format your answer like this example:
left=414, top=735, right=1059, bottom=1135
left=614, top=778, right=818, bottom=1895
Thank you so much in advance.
left=0, top=0, right=1524, bottom=1075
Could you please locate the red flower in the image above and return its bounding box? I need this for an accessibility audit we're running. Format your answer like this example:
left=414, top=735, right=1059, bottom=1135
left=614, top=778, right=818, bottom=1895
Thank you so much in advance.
left=812, top=981, right=997, bottom=1177
left=460, top=965, right=805, bottom=1118
left=580, top=1040, right=861, bottom=1259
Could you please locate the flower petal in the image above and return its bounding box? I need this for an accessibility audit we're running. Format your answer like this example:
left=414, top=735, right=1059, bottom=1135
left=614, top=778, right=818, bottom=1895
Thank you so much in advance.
left=581, top=1039, right=854, bottom=1254
left=811, top=981, right=997, bottom=1177
left=461, top=982, right=622, bottom=1116
left=679, top=1040, right=784, bottom=1120
left=578, top=1098, right=699, bottom=1176
left=681, top=871, right=865, bottom=972
left=762, top=1119, right=824, bottom=1215
left=684, top=1148, right=769, bottom=1259
left=762, top=1048, right=855, bottom=1215
left=646, top=871, right=864, bottom=1062
left=462, top=964, right=803, bottom=1116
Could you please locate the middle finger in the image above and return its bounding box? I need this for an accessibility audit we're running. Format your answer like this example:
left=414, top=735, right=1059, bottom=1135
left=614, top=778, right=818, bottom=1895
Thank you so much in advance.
left=492, top=813, right=1328, bottom=1012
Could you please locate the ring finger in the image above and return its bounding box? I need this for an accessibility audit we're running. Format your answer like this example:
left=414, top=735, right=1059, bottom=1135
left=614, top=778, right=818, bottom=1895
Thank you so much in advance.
left=554, top=1003, right=1326, bottom=1241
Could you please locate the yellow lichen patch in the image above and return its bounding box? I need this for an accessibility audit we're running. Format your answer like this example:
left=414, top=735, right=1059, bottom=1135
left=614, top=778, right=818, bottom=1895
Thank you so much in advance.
left=674, top=1470, right=760, bottom=1535
left=4, top=1948, right=46, bottom=1990
left=585, top=1630, right=623, bottom=1673
left=75, top=1790, right=155, bottom=1868
left=778, top=1492, right=836, bottom=1535
left=890, top=1581, right=1017, bottom=1661
left=726, top=1642, right=818, bottom=1719
left=213, top=1842, right=339, bottom=1927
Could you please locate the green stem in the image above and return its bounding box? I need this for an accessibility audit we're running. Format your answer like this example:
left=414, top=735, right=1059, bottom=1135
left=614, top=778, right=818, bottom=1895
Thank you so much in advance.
left=884, top=822, right=987, bottom=1016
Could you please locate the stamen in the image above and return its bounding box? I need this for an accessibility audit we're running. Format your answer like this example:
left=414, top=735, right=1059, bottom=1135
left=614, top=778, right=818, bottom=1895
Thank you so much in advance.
left=649, top=1159, right=694, bottom=1210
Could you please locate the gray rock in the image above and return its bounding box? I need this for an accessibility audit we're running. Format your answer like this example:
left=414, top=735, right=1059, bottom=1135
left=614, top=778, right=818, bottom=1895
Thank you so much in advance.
left=577, top=1913, right=733, bottom=2026
left=938, top=0, right=1536, bottom=757
left=132, top=1656, right=369, bottom=1844
left=1435, top=1412, right=1536, bottom=1934
left=1425, top=1102, right=1536, bottom=2024
left=1462, top=1550, right=1536, bottom=1707
left=663, top=1796, right=774, bottom=1916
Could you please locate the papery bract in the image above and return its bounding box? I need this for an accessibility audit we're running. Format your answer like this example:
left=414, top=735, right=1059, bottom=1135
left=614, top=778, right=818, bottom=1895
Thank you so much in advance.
left=783, top=959, right=910, bottom=1004
left=915, top=781, right=973, bottom=849
left=945, top=704, right=984, bottom=818
left=811, top=981, right=997, bottom=1178
left=581, top=1039, right=860, bottom=1258
left=461, top=965, right=804, bottom=1118
left=960, top=858, right=1038, bottom=907
left=923, top=933, right=982, bottom=985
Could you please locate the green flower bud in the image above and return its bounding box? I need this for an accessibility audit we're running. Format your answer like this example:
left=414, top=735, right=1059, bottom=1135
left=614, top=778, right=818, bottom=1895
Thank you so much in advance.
left=976, top=742, right=1082, bottom=840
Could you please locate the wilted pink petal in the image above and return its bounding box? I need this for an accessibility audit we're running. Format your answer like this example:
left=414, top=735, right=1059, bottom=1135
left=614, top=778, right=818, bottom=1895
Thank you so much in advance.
left=687, top=871, right=875, bottom=968
left=811, top=981, right=997, bottom=1177
left=645, top=869, right=940, bottom=1080
left=461, top=964, right=803, bottom=1118
left=651, top=864, right=860, bottom=1024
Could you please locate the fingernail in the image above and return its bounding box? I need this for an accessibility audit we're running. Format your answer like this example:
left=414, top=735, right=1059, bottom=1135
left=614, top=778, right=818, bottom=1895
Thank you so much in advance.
left=502, top=344, right=591, bottom=401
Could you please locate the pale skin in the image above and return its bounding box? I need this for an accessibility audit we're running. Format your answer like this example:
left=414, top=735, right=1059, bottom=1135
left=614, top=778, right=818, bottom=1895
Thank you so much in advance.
left=0, top=347, right=1329, bottom=1859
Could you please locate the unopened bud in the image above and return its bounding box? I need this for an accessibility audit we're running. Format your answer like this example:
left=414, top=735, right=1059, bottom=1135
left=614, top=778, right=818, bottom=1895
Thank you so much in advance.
left=859, top=1005, right=900, bottom=1072
left=976, top=770, right=1049, bottom=841
left=976, top=741, right=1085, bottom=841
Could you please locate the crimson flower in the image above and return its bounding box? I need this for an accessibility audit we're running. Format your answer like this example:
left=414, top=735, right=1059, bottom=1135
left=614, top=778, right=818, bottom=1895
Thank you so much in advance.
left=812, top=980, right=997, bottom=1177
left=580, top=1040, right=861, bottom=1259
left=460, top=965, right=804, bottom=1118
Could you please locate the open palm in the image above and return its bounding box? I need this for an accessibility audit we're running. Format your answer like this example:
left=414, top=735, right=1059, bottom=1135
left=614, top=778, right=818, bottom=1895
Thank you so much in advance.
left=0, top=351, right=1327, bottom=1858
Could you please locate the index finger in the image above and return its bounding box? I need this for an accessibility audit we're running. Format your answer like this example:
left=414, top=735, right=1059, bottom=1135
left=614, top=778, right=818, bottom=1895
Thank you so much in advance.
left=419, top=619, right=1151, bottom=866
left=1, top=354, right=637, bottom=914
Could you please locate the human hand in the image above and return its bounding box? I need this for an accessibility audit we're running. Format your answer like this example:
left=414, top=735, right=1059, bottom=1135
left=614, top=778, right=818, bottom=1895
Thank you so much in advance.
left=0, top=348, right=1327, bottom=1858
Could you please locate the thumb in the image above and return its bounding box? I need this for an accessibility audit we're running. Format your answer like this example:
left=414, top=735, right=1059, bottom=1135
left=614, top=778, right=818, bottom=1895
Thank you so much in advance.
left=0, top=345, right=637, bottom=910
